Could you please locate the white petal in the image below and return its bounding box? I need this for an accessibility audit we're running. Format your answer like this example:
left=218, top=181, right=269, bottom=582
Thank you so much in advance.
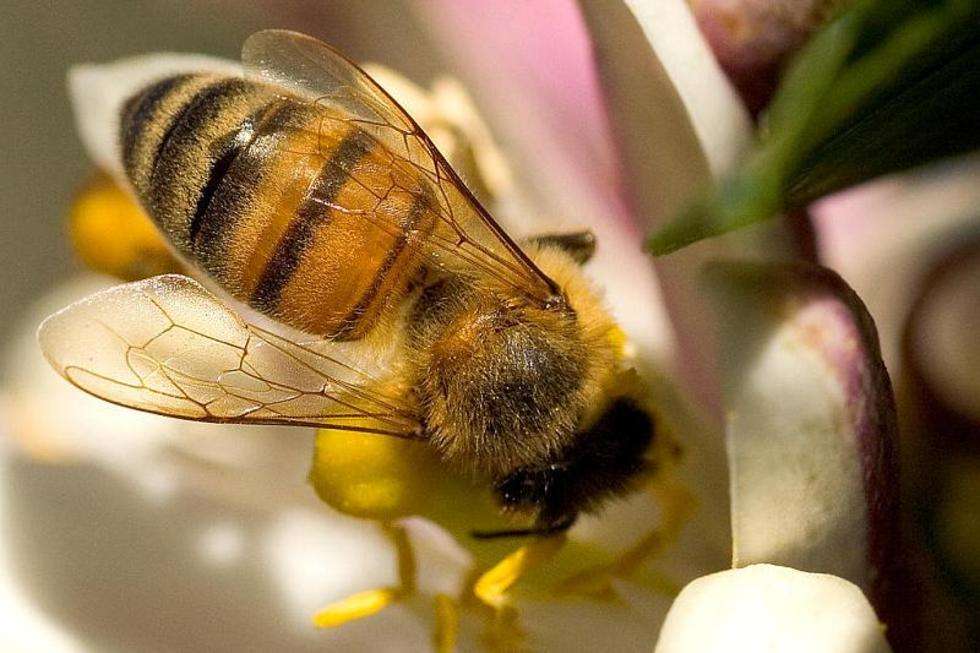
left=577, top=0, right=752, bottom=222
left=708, top=263, right=899, bottom=604
left=655, top=564, right=891, bottom=653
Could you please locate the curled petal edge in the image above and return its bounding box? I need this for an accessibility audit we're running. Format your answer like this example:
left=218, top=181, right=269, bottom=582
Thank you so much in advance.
left=706, top=261, right=901, bottom=636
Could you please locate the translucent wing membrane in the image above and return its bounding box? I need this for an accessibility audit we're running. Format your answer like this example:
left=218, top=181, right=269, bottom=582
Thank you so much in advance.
left=242, top=29, right=561, bottom=304
left=38, top=275, right=420, bottom=437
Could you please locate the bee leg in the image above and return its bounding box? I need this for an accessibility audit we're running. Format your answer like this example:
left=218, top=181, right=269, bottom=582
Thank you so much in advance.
left=312, top=522, right=417, bottom=628
left=526, top=230, right=596, bottom=264
left=471, top=534, right=567, bottom=648
left=554, top=475, right=696, bottom=599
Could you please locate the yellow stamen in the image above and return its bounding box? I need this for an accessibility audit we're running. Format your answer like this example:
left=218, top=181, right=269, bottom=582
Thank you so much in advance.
left=433, top=594, right=459, bottom=653
left=481, top=605, right=525, bottom=651
left=474, top=535, right=566, bottom=609
left=389, top=523, right=417, bottom=593
left=69, top=173, right=176, bottom=280
left=607, top=324, right=629, bottom=357
left=312, top=587, right=399, bottom=628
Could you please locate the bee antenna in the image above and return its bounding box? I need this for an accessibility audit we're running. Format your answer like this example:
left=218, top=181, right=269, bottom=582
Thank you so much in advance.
left=469, top=514, right=576, bottom=540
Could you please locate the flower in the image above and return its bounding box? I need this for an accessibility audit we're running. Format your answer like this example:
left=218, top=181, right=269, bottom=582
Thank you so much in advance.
left=5, top=0, right=973, bottom=650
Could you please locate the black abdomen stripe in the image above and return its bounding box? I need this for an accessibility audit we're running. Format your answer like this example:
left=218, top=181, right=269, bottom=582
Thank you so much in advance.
left=121, top=73, right=278, bottom=255
left=332, top=189, right=434, bottom=338
left=250, top=127, right=375, bottom=311
left=187, top=98, right=285, bottom=243
left=147, top=78, right=257, bottom=249
left=189, top=99, right=309, bottom=262
left=120, top=74, right=198, bottom=195
left=148, top=80, right=233, bottom=181
left=187, top=128, right=249, bottom=243
left=120, top=75, right=191, bottom=177
left=119, top=73, right=430, bottom=339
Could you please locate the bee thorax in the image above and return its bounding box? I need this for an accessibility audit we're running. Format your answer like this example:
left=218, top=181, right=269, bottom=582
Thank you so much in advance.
left=409, top=277, right=590, bottom=476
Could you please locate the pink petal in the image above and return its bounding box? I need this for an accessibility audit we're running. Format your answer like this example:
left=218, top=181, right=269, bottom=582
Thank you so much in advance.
left=904, top=239, right=980, bottom=447
left=576, top=0, right=756, bottom=408
left=812, top=155, right=980, bottom=377
left=418, top=0, right=754, bottom=399
left=413, top=0, right=681, bottom=368
left=412, top=0, right=624, bottom=227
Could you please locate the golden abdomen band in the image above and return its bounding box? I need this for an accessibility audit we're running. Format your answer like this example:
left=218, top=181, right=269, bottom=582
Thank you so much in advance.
left=120, top=73, right=437, bottom=340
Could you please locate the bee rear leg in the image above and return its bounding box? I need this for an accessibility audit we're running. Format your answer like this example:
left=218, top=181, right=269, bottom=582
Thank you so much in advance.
left=554, top=475, right=695, bottom=599
left=526, top=230, right=596, bottom=264
left=312, top=522, right=416, bottom=628
left=471, top=534, right=567, bottom=649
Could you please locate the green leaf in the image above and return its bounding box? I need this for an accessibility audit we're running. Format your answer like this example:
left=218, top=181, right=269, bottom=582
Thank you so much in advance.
left=648, top=0, right=980, bottom=256
left=789, top=34, right=980, bottom=204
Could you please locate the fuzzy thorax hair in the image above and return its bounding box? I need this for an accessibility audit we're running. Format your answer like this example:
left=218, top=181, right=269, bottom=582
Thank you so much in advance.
left=408, top=242, right=622, bottom=477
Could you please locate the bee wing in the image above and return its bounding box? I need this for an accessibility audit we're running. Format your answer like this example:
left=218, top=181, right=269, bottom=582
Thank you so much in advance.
left=37, top=274, right=420, bottom=437
left=242, top=29, right=560, bottom=305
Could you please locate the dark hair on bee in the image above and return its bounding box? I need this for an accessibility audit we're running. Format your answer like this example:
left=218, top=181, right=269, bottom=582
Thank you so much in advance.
left=473, top=395, right=656, bottom=539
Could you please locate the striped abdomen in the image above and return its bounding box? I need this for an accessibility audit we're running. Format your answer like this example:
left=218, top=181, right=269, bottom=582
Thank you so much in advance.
left=119, top=73, right=436, bottom=340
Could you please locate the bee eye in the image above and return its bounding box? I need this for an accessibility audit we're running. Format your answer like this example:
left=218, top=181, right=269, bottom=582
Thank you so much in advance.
left=496, top=470, right=542, bottom=506
left=495, top=464, right=567, bottom=507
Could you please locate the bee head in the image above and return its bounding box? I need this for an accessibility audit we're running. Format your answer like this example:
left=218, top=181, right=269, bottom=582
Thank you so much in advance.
left=486, top=395, right=658, bottom=535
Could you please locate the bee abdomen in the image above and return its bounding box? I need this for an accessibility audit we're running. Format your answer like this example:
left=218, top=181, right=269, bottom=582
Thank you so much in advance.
left=120, top=74, right=278, bottom=253
left=120, top=73, right=436, bottom=340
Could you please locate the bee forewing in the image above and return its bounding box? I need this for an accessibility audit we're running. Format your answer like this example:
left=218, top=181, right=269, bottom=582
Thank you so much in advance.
left=37, top=274, right=243, bottom=419
left=242, top=29, right=409, bottom=133
left=241, top=29, right=560, bottom=305
left=37, top=274, right=419, bottom=435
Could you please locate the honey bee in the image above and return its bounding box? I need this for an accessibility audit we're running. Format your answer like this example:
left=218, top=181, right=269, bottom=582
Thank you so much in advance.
left=39, top=30, right=665, bottom=539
